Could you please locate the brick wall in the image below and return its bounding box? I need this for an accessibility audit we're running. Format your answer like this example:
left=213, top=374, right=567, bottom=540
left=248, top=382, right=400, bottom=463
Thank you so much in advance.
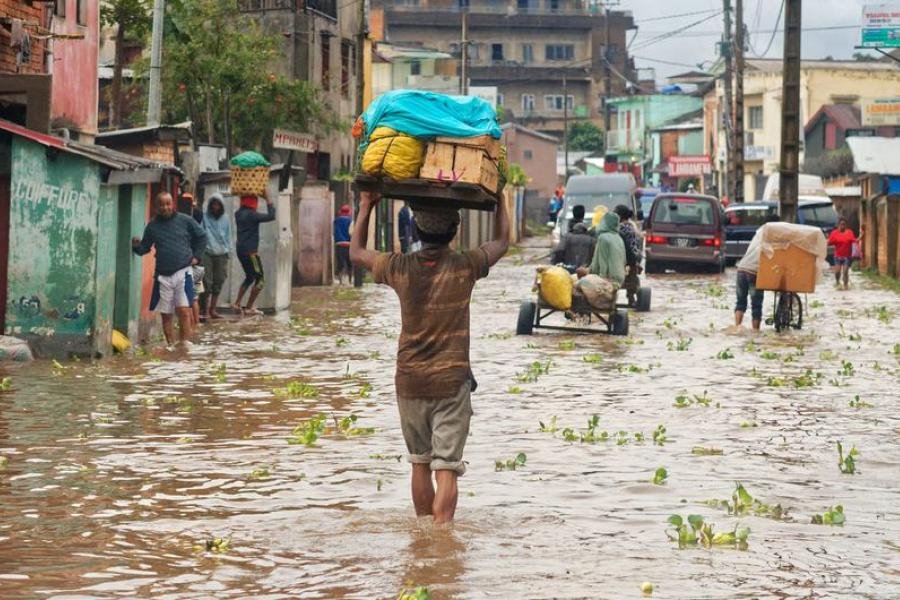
left=0, top=0, right=47, bottom=74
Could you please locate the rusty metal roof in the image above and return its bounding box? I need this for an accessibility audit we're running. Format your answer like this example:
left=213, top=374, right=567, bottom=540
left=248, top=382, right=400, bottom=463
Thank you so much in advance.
left=0, top=118, right=180, bottom=177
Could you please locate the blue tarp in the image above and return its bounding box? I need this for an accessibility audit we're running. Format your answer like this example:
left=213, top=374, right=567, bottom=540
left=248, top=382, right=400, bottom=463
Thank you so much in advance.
left=361, top=90, right=502, bottom=147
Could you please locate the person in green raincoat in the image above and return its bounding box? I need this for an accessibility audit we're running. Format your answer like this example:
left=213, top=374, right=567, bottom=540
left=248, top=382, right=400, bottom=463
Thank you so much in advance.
left=578, top=211, right=626, bottom=286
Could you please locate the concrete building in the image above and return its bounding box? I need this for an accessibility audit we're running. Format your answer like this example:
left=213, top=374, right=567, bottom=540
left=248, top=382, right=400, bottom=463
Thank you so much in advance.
left=0, top=0, right=100, bottom=138
left=240, top=0, right=360, bottom=185
left=371, top=42, right=458, bottom=98
left=605, top=92, right=703, bottom=183
left=501, top=122, right=558, bottom=201
left=0, top=118, right=180, bottom=357
left=709, top=59, right=900, bottom=201
left=371, top=0, right=637, bottom=137
left=648, top=111, right=705, bottom=191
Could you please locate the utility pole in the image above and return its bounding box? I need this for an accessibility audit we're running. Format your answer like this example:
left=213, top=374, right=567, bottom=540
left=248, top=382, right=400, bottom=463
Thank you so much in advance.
left=460, top=11, right=469, bottom=95
left=603, top=3, right=613, bottom=134
left=563, top=74, right=569, bottom=181
left=779, top=0, right=802, bottom=223
left=353, top=0, right=367, bottom=287
left=147, top=0, right=165, bottom=126
left=733, top=0, right=745, bottom=203
left=720, top=0, right=734, bottom=203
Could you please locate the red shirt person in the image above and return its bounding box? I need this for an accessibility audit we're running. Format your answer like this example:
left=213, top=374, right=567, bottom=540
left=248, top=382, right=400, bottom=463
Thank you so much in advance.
left=827, top=217, right=857, bottom=290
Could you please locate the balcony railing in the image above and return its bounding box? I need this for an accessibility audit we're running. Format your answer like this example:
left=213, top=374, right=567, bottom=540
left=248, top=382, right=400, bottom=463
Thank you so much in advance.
left=384, top=0, right=629, bottom=18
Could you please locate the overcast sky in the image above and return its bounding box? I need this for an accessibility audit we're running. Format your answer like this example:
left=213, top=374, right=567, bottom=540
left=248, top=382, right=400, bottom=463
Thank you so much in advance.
left=623, top=0, right=877, bottom=80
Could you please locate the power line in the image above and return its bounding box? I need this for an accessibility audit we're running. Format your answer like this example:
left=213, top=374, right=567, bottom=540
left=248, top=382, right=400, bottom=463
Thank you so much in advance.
left=635, top=8, right=720, bottom=23
left=630, top=11, right=724, bottom=51
left=633, top=24, right=856, bottom=38
left=631, top=55, right=708, bottom=69
left=749, top=0, right=785, bottom=57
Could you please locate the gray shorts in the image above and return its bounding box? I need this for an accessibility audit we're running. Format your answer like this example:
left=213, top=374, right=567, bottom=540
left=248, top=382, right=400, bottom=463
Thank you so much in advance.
left=397, top=381, right=472, bottom=476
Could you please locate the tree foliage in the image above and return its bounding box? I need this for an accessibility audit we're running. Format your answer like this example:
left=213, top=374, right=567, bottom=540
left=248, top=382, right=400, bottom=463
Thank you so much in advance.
left=100, top=0, right=152, bottom=127
left=567, top=120, right=605, bottom=153
left=161, top=0, right=339, bottom=154
left=803, top=147, right=854, bottom=179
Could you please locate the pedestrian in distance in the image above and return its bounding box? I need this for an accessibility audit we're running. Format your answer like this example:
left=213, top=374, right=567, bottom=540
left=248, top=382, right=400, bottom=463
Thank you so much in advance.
left=614, top=204, right=642, bottom=306
left=733, top=215, right=780, bottom=331
left=551, top=204, right=595, bottom=270
left=233, top=195, right=276, bottom=316
left=200, top=194, right=232, bottom=320
left=349, top=191, right=509, bottom=524
left=568, top=204, right=588, bottom=234
left=334, top=204, right=353, bottom=284
left=827, top=217, right=857, bottom=291
left=132, top=191, right=208, bottom=345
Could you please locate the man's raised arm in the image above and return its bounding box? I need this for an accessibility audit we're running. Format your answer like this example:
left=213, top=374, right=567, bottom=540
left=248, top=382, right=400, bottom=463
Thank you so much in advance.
left=349, top=192, right=382, bottom=271
left=480, top=195, right=510, bottom=267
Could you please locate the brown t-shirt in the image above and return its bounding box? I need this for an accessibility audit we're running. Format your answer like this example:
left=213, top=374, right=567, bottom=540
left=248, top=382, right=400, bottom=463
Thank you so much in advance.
left=373, top=246, right=490, bottom=400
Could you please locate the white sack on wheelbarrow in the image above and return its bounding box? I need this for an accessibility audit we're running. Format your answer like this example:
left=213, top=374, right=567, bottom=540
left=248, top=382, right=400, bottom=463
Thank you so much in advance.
left=737, top=222, right=830, bottom=283
left=575, top=275, right=618, bottom=311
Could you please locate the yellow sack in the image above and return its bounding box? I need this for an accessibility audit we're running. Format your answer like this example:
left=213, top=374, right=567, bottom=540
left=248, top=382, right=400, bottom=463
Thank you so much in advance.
left=591, top=205, right=609, bottom=229
left=361, top=127, right=425, bottom=180
left=538, top=266, right=573, bottom=310
left=111, top=329, right=131, bottom=353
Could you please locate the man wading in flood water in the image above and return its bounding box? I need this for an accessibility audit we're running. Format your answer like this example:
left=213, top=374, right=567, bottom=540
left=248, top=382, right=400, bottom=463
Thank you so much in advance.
left=132, top=192, right=207, bottom=344
left=350, top=192, right=509, bottom=524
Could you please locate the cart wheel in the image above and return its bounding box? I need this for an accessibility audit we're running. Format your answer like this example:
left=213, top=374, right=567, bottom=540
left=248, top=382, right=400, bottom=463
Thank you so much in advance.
left=635, top=287, right=652, bottom=312
left=516, top=300, right=537, bottom=335
left=611, top=309, right=630, bottom=336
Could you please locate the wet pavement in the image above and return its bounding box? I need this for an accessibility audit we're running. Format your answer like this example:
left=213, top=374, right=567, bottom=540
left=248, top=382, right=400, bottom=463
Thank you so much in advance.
left=1, top=238, right=899, bottom=599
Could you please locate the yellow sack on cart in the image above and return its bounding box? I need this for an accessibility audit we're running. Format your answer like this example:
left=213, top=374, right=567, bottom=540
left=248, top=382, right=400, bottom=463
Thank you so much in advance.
left=361, top=127, right=425, bottom=180
left=537, top=266, right=573, bottom=311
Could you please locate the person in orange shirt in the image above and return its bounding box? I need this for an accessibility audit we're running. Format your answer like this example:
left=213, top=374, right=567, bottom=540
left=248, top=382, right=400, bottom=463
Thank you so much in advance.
left=827, top=217, right=857, bottom=291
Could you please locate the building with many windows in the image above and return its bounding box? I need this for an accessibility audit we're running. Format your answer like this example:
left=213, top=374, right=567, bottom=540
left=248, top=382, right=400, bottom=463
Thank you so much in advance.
left=370, top=0, right=637, bottom=137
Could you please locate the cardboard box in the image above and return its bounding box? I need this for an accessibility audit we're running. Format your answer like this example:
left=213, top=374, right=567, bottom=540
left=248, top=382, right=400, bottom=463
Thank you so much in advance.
left=756, top=245, right=817, bottom=293
left=420, top=141, right=500, bottom=193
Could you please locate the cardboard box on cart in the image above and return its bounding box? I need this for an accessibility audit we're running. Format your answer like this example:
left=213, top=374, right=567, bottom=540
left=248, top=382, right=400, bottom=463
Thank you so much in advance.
left=756, top=244, right=818, bottom=293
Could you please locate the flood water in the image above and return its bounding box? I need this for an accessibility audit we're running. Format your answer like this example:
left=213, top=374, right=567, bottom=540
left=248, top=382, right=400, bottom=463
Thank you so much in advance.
left=1, top=239, right=898, bottom=599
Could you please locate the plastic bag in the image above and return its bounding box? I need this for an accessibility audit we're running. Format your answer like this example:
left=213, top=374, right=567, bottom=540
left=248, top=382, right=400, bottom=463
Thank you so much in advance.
left=576, top=275, right=618, bottom=311
left=361, top=127, right=425, bottom=180
left=360, top=90, right=502, bottom=150
left=230, top=151, right=270, bottom=168
left=537, top=266, right=573, bottom=311
left=851, top=241, right=862, bottom=260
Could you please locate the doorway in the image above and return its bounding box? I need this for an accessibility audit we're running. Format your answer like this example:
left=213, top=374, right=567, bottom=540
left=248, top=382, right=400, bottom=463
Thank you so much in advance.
left=113, top=185, right=133, bottom=335
left=0, top=174, right=9, bottom=334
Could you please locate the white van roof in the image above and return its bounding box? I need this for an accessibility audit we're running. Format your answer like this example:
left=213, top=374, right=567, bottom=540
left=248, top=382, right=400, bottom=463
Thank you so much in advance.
left=566, top=173, right=637, bottom=195
left=761, top=173, right=828, bottom=200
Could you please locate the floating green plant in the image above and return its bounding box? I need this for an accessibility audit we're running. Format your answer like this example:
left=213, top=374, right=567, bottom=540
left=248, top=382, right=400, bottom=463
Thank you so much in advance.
left=582, top=353, right=604, bottom=364
left=716, top=348, right=735, bottom=360
left=516, top=360, right=552, bottom=383
left=335, top=414, right=375, bottom=437
left=849, top=395, right=873, bottom=409
left=495, top=452, right=527, bottom=472
left=667, top=337, right=693, bottom=352
left=666, top=514, right=749, bottom=549
left=287, top=414, right=327, bottom=446
left=692, top=446, right=723, bottom=455
left=811, top=505, right=845, bottom=525
left=652, top=467, right=668, bottom=485
left=837, top=442, right=859, bottom=474
left=274, top=381, right=319, bottom=398
left=0, top=377, right=11, bottom=391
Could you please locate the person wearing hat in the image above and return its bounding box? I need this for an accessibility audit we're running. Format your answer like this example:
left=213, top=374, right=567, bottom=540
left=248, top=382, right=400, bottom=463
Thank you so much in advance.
left=333, top=204, right=353, bottom=284
left=350, top=192, right=509, bottom=524
left=233, top=194, right=275, bottom=315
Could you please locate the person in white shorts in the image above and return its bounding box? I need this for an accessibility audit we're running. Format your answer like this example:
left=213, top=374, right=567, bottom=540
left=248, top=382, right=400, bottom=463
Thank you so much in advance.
left=133, top=192, right=207, bottom=344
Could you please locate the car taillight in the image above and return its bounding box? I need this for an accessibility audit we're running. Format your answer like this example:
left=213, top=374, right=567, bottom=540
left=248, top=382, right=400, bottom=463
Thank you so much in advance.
left=647, top=235, right=668, bottom=245
left=701, top=237, right=722, bottom=248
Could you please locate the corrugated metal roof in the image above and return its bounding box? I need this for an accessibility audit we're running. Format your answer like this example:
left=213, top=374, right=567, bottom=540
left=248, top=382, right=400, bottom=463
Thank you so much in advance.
left=847, top=137, right=900, bottom=176
left=0, top=118, right=179, bottom=174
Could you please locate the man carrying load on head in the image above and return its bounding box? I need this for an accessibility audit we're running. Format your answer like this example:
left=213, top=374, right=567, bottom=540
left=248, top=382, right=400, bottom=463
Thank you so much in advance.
left=233, top=195, right=276, bottom=316
left=350, top=192, right=509, bottom=524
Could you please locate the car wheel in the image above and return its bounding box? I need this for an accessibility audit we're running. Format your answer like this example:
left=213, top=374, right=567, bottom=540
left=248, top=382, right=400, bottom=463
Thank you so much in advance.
left=516, top=300, right=536, bottom=335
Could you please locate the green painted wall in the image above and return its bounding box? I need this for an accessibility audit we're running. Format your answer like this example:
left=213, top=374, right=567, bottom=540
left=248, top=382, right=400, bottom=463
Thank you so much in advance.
left=678, top=131, right=704, bottom=156
left=5, top=137, right=100, bottom=355
left=94, top=184, right=118, bottom=357
left=113, top=184, right=146, bottom=340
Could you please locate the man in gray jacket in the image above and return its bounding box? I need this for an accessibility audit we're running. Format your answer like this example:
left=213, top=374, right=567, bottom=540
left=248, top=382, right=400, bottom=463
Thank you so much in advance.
left=132, top=192, right=207, bottom=344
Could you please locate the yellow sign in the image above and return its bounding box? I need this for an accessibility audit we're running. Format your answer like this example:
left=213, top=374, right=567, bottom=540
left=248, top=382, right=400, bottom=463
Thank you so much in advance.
left=862, top=98, right=900, bottom=126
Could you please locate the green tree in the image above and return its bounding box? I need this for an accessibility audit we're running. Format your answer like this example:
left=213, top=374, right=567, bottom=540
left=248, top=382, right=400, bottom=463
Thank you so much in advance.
left=852, top=52, right=879, bottom=62
left=566, top=120, right=605, bottom=153
left=161, top=0, right=338, bottom=154
left=100, top=0, right=152, bottom=127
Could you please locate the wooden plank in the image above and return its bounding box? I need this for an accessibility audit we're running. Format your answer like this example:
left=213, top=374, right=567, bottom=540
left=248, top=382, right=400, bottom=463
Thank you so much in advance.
left=352, top=175, right=497, bottom=212
left=420, top=142, right=456, bottom=182
left=435, top=135, right=502, bottom=159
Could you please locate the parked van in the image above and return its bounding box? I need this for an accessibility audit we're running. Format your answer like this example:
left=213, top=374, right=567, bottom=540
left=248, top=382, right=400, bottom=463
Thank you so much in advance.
left=760, top=172, right=828, bottom=201
left=552, top=173, right=639, bottom=245
left=645, top=193, right=726, bottom=273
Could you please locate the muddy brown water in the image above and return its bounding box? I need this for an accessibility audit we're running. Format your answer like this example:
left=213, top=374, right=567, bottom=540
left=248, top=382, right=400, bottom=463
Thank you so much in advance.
left=1, top=240, right=898, bottom=599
